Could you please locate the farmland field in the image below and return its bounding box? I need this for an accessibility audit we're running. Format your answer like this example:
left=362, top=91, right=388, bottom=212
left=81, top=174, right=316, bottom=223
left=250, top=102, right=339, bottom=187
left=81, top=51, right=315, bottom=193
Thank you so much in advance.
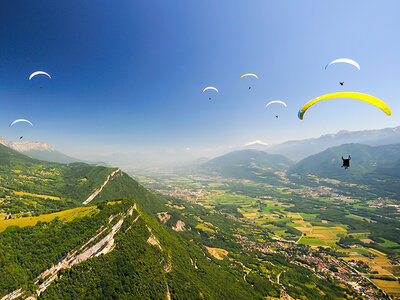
left=135, top=170, right=400, bottom=298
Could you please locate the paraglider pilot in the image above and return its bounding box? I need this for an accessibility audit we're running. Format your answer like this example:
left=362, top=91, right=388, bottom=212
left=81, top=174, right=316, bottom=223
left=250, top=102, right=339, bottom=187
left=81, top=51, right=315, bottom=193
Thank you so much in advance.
left=341, top=156, right=351, bottom=170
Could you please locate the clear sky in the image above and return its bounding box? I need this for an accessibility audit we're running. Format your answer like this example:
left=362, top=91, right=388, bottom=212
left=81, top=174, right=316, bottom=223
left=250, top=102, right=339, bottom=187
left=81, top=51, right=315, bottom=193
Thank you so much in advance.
left=0, top=1, right=399, bottom=162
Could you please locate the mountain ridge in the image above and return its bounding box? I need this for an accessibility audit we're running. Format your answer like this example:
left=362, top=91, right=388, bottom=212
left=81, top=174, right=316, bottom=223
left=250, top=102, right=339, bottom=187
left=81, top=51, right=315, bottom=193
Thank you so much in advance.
left=0, top=137, right=107, bottom=165
left=264, top=126, right=400, bottom=160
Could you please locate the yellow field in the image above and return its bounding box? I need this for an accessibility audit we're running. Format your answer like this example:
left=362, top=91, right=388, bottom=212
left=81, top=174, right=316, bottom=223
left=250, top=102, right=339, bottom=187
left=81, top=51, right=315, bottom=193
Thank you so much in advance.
left=0, top=206, right=98, bottom=232
left=341, top=248, right=398, bottom=278
left=369, top=248, right=387, bottom=256
left=196, top=223, right=215, bottom=233
left=13, top=191, right=60, bottom=200
left=243, top=212, right=258, bottom=218
left=172, top=205, right=185, bottom=210
left=297, top=225, right=347, bottom=247
left=294, top=219, right=313, bottom=234
left=205, top=246, right=228, bottom=260
left=312, top=226, right=346, bottom=240
left=107, top=200, right=122, bottom=205
left=372, top=256, right=394, bottom=276
left=342, top=256, right=370, bottom=263
left=371, top=279, right=400, bottom=297
left=286, top=213, right=302, bottom=219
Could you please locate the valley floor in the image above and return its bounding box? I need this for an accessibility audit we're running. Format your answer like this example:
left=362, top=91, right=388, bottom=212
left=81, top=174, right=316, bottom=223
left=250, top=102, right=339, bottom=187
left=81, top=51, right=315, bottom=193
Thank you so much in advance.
left=135, top=171, right=400, bottom=298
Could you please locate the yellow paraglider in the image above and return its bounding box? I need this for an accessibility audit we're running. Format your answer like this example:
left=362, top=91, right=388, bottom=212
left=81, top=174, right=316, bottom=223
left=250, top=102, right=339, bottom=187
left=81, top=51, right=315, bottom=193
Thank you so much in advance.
left=298, top=92, right=391, bottom=120
left=240, top=73, right=258, bottom=79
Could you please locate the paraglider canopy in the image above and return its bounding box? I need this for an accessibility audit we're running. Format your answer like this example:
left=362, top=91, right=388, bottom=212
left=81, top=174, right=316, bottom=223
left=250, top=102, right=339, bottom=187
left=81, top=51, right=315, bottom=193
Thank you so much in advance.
left=266, top=101, right=287, bottom=118
left=29, top=71, right=51, bottom=80
left=265, top=100, right=287, bottom=108
left=9, top=119, right=34, bottom=127
left=298, top=92, right=391, bottom=120
left=203, top=86, right=219, bottom=100
left=325, top=58, right=360, bottom=70
left=202, top=87, right=219, bottom=93
left=240, top=73, right=258, bottom=79
left=265, top=100, right=287, bottom=119
left=240, top=74, right=258, bottom=90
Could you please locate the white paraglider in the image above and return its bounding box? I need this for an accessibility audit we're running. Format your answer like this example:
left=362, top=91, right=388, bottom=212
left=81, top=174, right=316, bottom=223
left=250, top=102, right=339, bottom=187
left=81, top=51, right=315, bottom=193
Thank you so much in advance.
left=203, top=86, right=219, bottom=100
left=265, top=100, right=287, bottom=108
left=266, top=100, right=287, bottom=119
left=325, top=58, right=360, bottom=70
left=29, top=71, right=51, bottom=80
left=9, top=119, right=34, bottom=127
left=202, top=87, right=219, bottom=93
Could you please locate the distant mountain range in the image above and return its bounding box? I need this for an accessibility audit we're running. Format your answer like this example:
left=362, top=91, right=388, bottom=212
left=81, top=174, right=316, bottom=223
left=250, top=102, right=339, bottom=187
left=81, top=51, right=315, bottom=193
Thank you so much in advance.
left=263, top=126, right=400, bottom=160
left=2, top=125, right=399, bottom=170
left=190, top=143, right=400, bottom=198
left=187, top=149, right=293, bottom=184
left=0, top=137, right=107, bottom=165
left=204, top=149, right=293, bottom=171
left=288, top=143, right=400, bottom=198
left=289, top=143, right=400, bottom=180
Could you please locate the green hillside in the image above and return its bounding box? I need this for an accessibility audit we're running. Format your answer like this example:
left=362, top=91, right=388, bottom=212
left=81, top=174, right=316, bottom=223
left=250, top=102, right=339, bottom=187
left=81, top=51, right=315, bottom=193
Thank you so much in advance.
left=289, top=143, right=400, bottom=179
left=23, top=149, right=83, bottom=164
left=197, top=149, right=293, bottom=184
left=0, top=145, right=260, bottom=299
left=289, top=143, right=400, bottom=199
left=265, top=126, right=400, bottom=160
left=0, top=144, right=359, bottom=299
left=22, top=148, right=108, bottom=166
left=362, top=159, right=400, bottom=197
left=0, top=143, right=117, bottom=215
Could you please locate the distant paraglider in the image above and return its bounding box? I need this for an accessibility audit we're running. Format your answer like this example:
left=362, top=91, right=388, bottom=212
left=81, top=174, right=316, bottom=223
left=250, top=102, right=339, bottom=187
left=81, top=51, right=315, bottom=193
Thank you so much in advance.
left=240, top=73, right=258, bottom=90
left=9, top=119, right=33, bottom=140
left=29, top=71, right=51, bottom=90
left=265, top=100, right=287, bottom=108
left=266, top=100, right=287, bottom=118
left=298, top=92, right=391, bottom=120
left=203, top=86, right=219, bottom=100
left=9, top=119, right=34, bottom=127
left=240, top=73, right=258, bottom=79
left=325, top=58, right=360, bottom=70
left=29, top=71, right=51, bottom=80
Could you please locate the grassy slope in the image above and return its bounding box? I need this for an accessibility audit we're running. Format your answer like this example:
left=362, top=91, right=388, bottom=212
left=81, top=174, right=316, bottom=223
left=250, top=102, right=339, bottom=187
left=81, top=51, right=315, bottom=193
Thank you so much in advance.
left=0, top=144, right=117, bottom=214
left=0, top=206, right=98, bottom=232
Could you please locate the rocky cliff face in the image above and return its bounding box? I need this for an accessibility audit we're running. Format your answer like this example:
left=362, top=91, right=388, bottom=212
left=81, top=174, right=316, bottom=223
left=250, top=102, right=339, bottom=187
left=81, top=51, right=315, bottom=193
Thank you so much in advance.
left=0, top=137, right=55, bottom=152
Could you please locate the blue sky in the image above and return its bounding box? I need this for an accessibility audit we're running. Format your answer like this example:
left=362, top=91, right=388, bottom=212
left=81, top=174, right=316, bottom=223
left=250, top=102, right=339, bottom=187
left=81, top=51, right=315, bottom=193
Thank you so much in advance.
left=0, top=1, right=399, bottom=160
